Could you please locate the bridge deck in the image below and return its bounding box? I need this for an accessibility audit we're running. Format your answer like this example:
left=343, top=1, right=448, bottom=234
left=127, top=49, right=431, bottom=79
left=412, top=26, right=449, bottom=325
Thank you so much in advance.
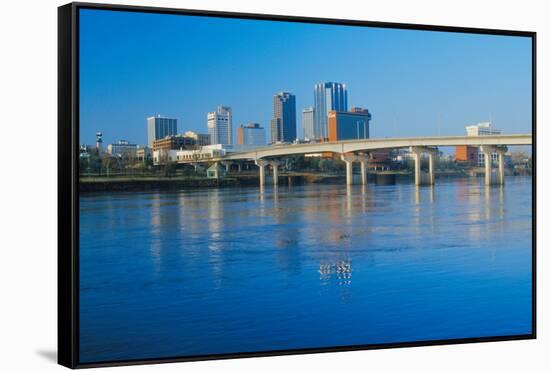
left=178, top=134, right=532, bottom=163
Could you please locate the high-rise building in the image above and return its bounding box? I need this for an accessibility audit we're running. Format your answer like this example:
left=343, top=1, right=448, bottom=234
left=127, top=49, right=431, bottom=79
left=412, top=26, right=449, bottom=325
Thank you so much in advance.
left=207, top=106, right=232, bottom=145
left=302, top=107, right=315, bottom=141
left=237, top=123, right=266, bottom=145
left=327, top=107, right=371, bottom=142
left=314, top=82, right=348, bottom=140
left=147, top=115, right=178, bottom=148
left=270, top=92, right=296, bottom=143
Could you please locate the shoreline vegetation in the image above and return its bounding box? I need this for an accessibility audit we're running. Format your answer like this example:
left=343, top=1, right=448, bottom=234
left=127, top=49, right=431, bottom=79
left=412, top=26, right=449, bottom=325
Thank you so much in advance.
left=79, top=169, right=531, bottom=192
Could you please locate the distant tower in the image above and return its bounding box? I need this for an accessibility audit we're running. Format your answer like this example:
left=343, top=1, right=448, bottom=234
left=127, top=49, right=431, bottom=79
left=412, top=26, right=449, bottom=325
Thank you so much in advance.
left=270, top=92, right=296, bottom=143
left=314, top=82, right=348, bottom=140
left=95, top=132, right=103, bottom=152
left=207, top=106, right=233, bottom=145
left=302, top=107, right=315, bottom=140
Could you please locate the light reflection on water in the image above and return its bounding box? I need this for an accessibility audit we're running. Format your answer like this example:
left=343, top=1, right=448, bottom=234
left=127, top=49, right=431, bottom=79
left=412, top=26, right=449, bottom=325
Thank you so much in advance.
left=79, top=177, right=532, bottom=363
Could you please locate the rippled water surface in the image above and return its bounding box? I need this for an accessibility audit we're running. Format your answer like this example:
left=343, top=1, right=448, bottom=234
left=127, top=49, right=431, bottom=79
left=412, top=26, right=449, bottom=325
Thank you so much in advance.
left=79, top=177, right=532, bottom=363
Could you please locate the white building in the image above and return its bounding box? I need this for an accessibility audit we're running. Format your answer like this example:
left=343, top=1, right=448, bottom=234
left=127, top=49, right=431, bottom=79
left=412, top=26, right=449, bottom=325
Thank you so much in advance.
left=466, top=122, right=503, bottom=136
left=174, top=148, right=225, bottom=163
left=153, top=143, right=264, bottom=165
left=237, top=123, right=265, bottom=145
left=202, top=143, right=264, bottom=153
left=107, top=140, right=138, bottom=157
left=152, top=149, right=178, bottom=165
left=466, top=122, right=503, bottom=166
left=302, top=107, right=315, bottom=140
left=207, top=106, right=232, bottom=145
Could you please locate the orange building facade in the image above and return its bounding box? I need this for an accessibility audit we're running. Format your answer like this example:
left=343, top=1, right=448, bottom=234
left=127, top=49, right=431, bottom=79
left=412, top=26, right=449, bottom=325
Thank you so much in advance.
left=455, top=145, right=478, bottom=165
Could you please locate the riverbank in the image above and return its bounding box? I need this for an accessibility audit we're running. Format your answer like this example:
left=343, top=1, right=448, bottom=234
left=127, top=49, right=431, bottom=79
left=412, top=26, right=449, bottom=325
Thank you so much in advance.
left=80, top=176, right=248, bottom=192
left=79, top=173, right=345, bottom=192
left=79, top=169, right=527, bottom=192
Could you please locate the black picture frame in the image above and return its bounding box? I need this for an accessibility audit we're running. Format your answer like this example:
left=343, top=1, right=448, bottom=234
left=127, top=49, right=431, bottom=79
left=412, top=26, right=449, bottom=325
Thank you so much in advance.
left=58, top=2, right=537, bottom=368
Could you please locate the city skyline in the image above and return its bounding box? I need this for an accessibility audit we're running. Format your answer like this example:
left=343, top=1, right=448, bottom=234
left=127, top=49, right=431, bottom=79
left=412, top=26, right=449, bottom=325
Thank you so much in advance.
left=80, top=9, right=532, bottom=146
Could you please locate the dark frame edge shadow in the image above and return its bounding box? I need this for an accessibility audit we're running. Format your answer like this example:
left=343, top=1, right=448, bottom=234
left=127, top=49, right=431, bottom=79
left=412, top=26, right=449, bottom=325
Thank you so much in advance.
left=57, top=2, right=537, bottom=369
left=58, top=3, right=79, bottom=369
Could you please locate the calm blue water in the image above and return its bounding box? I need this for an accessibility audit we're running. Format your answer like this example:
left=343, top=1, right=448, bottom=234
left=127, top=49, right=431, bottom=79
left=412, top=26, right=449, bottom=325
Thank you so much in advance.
left=79, top=177, right=532, bottom=363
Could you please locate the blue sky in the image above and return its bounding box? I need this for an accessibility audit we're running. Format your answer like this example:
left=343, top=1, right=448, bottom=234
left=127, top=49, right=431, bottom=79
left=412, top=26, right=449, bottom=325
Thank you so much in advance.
left=79, top=8, right=532, bottom=146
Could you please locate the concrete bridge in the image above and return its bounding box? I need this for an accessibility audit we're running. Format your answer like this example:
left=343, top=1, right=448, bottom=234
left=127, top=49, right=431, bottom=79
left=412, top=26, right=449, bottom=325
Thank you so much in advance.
left=177, top=134, right=532, bottom=186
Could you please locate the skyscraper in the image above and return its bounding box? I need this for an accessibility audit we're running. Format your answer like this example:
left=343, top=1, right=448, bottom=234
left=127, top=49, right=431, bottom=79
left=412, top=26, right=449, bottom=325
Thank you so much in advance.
left=237, top=123, right=266, bottom=145
left=207, top=106, right=232, bottom=145
left=302, top=107, right=315, bottom=141
left=314, top=82, right=348, bottom=140
left=147, top=115, right=178, bottom=148
left=270, top=92, right=296, bottom=143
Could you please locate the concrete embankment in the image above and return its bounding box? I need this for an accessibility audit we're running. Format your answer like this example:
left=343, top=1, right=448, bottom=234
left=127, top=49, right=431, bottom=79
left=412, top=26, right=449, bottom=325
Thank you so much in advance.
left=79, top=170, right=497, bottom=192
left=79, top=173, right=340, bottom=192
left=79, top=177, right=255, bottom=192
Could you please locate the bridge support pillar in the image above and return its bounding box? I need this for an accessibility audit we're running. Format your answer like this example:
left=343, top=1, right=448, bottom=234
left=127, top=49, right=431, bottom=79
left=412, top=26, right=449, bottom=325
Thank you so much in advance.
left=255, top=159, right=282, bottom=186
left=428, top=152, right=435, bottom=186
left=410, top=146, right=438, bottom=186
left=341, top=153, right=370, bottom=185
left=341, top=155, right=354, bottom=185
left=360, top=159, right=368, bottom=186
left=481, top=145, right=506, bottom=186
left=255, top=159, right=268, bottom=186
left=221, top=161, right=231, bottom=173
left=269, top=161, right=282, bottom=186
left=237, top=163, right=242, bottom=173
left=496, top=146, right=507, bottom=185
left=410, top=147, right=423, bottom=185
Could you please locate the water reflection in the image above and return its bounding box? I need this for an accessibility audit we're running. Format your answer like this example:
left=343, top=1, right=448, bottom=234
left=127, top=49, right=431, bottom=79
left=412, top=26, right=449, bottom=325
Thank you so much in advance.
left=79, top=177, right=533, bottom=362
left=319, top=260, right=352, bottom=286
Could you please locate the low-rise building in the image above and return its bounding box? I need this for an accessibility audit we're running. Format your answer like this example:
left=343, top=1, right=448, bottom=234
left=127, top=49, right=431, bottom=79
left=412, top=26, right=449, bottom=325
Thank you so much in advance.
left=152, top=149, right=178, bottom=165
left=174, top=148, right=225, bottom=163
left=455, top=145, right=479, bottom=166
left=107, top=140, right=138, bottom=157
left=466, top=122, right=503, bottom=136
left=153, top=147, right=227, bottom=165
left=152, top=135, right=196, bottom=152
left=206, top=163, right=226, bottom=179
left=369, top=149, right=392, bottom=169
left=455, top=122, right=503, bottom=166
left=184, top=131, right=211, bottom=146
left=136, top=147, right=152, bottom=163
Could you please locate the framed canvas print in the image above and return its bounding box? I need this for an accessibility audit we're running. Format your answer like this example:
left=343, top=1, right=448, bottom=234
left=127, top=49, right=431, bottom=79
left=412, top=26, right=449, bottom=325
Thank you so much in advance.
left=58, top=2, right=536, bottom=368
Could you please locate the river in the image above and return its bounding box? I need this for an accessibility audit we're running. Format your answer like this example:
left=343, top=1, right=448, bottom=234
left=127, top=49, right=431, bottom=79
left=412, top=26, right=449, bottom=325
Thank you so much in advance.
left=79, top=176, right=533, bottom=363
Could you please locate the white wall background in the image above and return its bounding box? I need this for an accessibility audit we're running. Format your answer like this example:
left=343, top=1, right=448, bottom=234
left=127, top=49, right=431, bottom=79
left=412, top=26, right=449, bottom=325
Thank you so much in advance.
left=0, top=0, right=546, bottom=370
